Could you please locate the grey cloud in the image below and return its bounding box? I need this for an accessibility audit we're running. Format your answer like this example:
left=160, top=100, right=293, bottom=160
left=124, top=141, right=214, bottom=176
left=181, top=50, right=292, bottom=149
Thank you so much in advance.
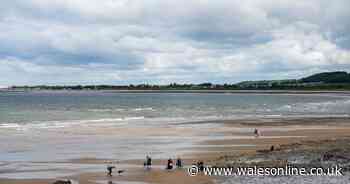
left=0, top=0, right=350, bottom=86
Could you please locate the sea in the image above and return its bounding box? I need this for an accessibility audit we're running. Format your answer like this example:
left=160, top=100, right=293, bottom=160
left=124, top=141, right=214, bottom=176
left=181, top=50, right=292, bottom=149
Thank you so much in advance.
left=1, top=91, right=350, bottom=127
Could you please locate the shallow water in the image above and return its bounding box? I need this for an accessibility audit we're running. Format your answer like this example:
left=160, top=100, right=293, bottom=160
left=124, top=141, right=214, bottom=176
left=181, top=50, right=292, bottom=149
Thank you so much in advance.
left=0, top=92, right=349, bottom=161
left=1, top=92, right=350, bottom=180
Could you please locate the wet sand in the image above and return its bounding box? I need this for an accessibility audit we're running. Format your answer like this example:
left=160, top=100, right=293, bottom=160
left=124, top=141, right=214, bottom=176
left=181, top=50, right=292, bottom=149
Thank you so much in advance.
left=1, top=117, right=350, bottom=184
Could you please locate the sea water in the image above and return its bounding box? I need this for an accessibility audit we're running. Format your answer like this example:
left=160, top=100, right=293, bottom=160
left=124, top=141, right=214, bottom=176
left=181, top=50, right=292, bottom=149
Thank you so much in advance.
left=1, top=91, right=349, bottom=126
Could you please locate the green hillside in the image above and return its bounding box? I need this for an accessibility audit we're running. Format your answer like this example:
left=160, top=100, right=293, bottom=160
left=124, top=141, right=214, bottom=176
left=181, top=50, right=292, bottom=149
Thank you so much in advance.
left=300, top=71, right=350, bottom=83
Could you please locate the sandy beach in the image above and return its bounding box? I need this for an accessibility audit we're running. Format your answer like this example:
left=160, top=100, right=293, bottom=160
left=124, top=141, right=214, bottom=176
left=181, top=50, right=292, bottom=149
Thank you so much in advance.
left=1, top=116, right=350, bottom=184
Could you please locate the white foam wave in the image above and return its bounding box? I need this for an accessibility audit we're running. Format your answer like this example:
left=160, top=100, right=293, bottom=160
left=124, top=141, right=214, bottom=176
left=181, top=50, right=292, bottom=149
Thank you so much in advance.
left=132, top=107, right=154, bottom=111
left=88, top=107, right=154, bottom=112
left=124, top=116, right=145, bottom=120
left=0, top=116, right=146, bottom=130
left=88, top=108, right=125, bottom=112
left=84, top=118, right=123, bottom=123
left=264, top=114, right=282, bottom=117
left=0, top=123, right=21, bottom=128
left=279, top=99, right=350, bottom=114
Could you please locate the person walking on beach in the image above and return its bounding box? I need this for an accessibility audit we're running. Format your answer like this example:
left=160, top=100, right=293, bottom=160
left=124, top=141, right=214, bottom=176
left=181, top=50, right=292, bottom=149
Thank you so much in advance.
left=197, top=161, right=204, bottom=172
left=166, top=158, right=173, bottom=170
left=107, top=164, right=116, bottom=176
left=176, top=157, right=183, bottom=168
left=254, top=128, right=260, bottom=137
left=144, top=155, right=152, bottom=169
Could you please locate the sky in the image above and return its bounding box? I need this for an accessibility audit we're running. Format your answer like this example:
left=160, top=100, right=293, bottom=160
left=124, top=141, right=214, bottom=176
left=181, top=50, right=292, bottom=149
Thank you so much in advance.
left=0, top=0, right=350, bottom=86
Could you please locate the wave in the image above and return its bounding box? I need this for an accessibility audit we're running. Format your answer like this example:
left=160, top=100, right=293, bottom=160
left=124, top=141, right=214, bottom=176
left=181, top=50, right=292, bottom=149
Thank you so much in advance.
left=123, top=116, right=145, bottom=120
left=0, top=123, right=21, bottom=128
left=84, top=118, right=123, bottom=123
left=1, top=112, right=350, bottom=131
left=0, top=116, right=145, bottom=130
left=88, top=108, right=125, bottom=112
left=278, top=99, right=350, bottom=114
left=88, top=107, right=154, bottom=112
left=132, top=107, right=154, bottom=111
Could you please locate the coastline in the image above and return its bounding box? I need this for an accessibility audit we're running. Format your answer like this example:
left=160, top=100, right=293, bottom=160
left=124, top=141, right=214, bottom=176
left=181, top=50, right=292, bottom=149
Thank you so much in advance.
left=3, top=89, right=350, bottom=94
left=1, top=116, right=350, bottom=184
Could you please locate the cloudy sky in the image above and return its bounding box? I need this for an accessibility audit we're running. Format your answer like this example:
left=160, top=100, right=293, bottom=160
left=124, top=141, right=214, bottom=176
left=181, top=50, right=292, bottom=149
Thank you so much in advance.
left=1, top=0, right=350, bottom=86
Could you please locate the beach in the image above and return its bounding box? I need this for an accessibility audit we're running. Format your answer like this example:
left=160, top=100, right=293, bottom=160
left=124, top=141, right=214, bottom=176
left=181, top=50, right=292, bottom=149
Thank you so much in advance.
left=1, top=92, right=350, bottom=183
left=1, top=116, right=350, bottom=184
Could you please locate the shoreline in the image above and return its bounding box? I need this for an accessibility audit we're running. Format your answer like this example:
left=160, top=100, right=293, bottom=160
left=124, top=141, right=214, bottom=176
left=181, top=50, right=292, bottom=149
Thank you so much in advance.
left=1, top=117, right=350, bottom=183
left=3, top=89, right=350, bottom=94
